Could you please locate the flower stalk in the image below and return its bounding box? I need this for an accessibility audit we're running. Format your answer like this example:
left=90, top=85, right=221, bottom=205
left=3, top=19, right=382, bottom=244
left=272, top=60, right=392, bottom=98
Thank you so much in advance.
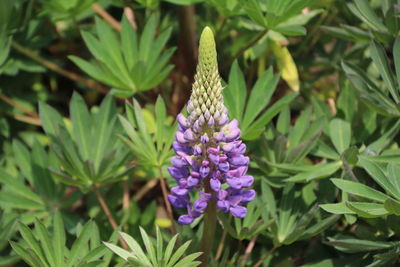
left=167, top=26, right=256, bottom=265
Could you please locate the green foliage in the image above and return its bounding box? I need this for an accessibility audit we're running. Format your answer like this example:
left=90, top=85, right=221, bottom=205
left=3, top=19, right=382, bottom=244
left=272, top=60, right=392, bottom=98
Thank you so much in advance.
left=118, top=96, right=175, bottom=168
left=39, top=93, right=131, bottom=190
left=70, top=15, right=175, bottom=97
left=11, top=212, right=114, bottom=267
left=39, top=0, right=95, bottom=20
left=104, top=227, right=202, bottom=267
left=2, top=0, right=400, bottom=266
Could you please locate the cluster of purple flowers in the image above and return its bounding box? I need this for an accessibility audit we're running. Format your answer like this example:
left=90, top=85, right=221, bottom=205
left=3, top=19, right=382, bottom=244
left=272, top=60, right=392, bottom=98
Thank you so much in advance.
left=168, top=114, right=256, bottom=225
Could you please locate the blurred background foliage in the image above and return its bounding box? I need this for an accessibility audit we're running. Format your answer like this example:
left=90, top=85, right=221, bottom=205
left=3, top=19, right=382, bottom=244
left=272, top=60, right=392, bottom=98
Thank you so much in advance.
left=1, top=0, right=400, bottom=266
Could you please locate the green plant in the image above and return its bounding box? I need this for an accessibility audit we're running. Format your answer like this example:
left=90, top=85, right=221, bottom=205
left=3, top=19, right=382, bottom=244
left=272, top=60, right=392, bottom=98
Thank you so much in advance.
left=104, top=227, right=202, bottom=267
left=70, top=15, right=175, bottom=97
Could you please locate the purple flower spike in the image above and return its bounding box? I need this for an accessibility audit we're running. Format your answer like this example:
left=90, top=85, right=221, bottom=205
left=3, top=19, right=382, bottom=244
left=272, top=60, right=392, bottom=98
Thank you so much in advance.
left=167, top=26, right=255, bottom=225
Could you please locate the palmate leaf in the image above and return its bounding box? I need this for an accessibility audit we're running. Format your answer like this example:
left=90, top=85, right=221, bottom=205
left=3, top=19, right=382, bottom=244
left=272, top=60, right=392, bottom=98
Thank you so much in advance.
left=104, top=227, right=201, bottom=267
left=119, top=96, right=174, bottom=168
left=223, top=61, right=297, bottom=140
left=40, top=92, right=131, bottom=187
left=12, top=213, right=110, bottom=267
left=70, top=15, right=174, bottom=96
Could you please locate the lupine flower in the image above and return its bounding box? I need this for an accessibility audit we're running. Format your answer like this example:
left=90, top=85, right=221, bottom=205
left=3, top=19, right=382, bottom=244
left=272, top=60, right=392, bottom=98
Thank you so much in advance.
left=168, top=27, right=255, bottom=225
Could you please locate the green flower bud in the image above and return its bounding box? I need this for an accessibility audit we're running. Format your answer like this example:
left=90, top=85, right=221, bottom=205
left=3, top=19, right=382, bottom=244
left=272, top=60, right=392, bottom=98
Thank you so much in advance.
left=187, top=26, right=228, bottom=131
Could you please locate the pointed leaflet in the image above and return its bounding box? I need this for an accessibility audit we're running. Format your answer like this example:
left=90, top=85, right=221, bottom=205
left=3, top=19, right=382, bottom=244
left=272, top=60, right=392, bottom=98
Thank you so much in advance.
left=17, top=222, right=49, bottom=266
left=53, top=212, right=65, bottom=267
left=331, top=178, right=388, bottom=203
left=139, top=15, right=158, bottom=62
left=329, top=118, right=351, bottom=154
left=34, top=218, right=56, bottom=267
left=224, top=60, right=247, bottom=122
left=119, top=232, right=151, bottom=265
left=67, top=221, right=95, bottom=267
left=70, top=92, right=92, bottom=161
left=139, top=227, right=157, bottom=265
left=242, top=67, right=280, bottom=131
left=359, top=157, right=400, bottom=199
left=370, top=41, right=400, bottom=103
left=121, top=16, right=138, bottom=70
left=91, top=94, right=117, bottom=172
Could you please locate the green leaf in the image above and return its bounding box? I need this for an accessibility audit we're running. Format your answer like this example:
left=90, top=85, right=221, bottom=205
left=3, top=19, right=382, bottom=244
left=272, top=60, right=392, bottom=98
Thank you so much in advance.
left=242, top=67, right=279, bottom=131
left=331, top=178, right=389, bottom=203
left=345, top=201, right=388, bottom=218
left=329, top=118, right=351, bottom=154
left=70, top=92, right=92, bottom=160
left=320, top=202, right=355, bottom=215
left=359, top=157, right=400, bottom=199
left=370, top=41, right=400, bottom=103
left=17, top=222, right=49, bottom=265
left=393, top=36, right=400, bottom=97
left=285, top=161, right=341, bottom=182
left=10, top=242, right=43, bottom=267
left=328, top=237, right=396, bottom=252
left=67, top=221, right=94, bottom=267
left=224, top=60, right=247, bottom=122
left=168, top=240, right=192, bottom=267
left=384, top=198, right=400, bottom=215
left=243, top=93, right=298, bottom=140
left=351, top=0, right=388, bottom=32
left=53, top=212, right=65, bottom=267
left=34, top=218, right=56, bottom=267
left=103, top=242, right=133, bottom=261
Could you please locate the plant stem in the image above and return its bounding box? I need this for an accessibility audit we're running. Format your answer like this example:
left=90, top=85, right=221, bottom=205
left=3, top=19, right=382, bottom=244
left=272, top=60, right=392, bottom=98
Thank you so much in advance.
left=254, top=246, right=276, bottom=267
left=92, top=184, right=128, bottom=249
left=240, top=235, right=258, bottom=266
left=215, top=224, right=228, bottom=260
left=11, top=41, right=109, bottom=94
left=92, top=3, right=122, bottom=31
left=228, top=29, right=268, bottom=67
left=158, top=168, right=177, bottom=235
left=0, top=93, right=40, bottom=119
left=122, top=179, right=130, bottom=210
left=199, top=193, right=217, bottom=267
left=134, top=179, right=159, bottom=201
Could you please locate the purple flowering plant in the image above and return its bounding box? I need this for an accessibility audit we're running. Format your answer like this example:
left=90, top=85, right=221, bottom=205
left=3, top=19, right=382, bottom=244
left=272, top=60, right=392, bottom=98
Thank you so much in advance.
left=167, top=27, right=256, bottom=226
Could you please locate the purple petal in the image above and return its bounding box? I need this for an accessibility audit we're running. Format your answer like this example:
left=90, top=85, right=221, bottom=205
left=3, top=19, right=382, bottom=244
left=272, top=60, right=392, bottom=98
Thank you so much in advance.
left=168, top=167, right=189, bottom=179
left=208, top=147, right=219, bottom=154
left=193, top=199, right=208, bottom=211
left=200, top=166, right=210, bottom=178
left=217, top=200, right=230, bottom=212
left=171, top=186, right=189, bottom=196
left=218, top=162, right=229, bottom=172
left=229, top=155, right=249, bottom=166
left=177, top=114, right=189, bottom=129
left=227, top=195, right=242, bottom=206
left=168, top=195, right=187, bottom=209
left=187, top=177, right=200, bottom=187
left=209, top=153, right=220, bottom=165
left=210, top=178, right=221, bottom=191
left=171, top=157, right=188, bottom=168
left=240, top=175, right=254, bottom=187
left=226, top=178, right=242, bottom=189
left=172, top=141, right=189, bottom=154
left=224, top=128, right=241, bottom=142
left=178, top=215, right=194, bottom=225
left=201, top=134, right=209, bottom=144
left=222, top=143, right=235, bottom=153
left=175, top=131, right=187, bottom=144
left=183, top=129, right=195, bottom=142
left=200, top=191, right=212, bottom=201
left=217, top=189, right=228, bottom=200
left=241, top=190, right=256, bottom=203
left=230, top=206, right=247, bottom=218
